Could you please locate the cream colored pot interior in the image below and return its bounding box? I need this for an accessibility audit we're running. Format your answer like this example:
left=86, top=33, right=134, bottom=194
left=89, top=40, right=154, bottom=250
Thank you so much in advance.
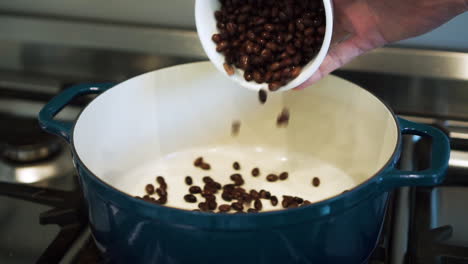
left=73, top=62, right=398, bottom=211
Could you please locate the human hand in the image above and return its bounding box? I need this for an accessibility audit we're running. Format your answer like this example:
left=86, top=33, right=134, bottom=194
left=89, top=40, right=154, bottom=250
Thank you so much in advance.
left=296, top=0, right=468, bottom=89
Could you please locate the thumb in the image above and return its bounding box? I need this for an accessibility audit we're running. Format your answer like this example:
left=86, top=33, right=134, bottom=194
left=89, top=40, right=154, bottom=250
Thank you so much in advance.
left=294, top=37, right=365, bottom=90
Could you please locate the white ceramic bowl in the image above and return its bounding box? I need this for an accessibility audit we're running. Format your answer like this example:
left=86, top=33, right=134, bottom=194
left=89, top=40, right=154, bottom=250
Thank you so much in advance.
left=195, top=0, right=334, bottom=92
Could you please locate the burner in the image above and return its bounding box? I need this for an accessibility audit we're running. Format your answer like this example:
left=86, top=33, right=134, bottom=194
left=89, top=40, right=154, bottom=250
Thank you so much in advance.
left=0, top=115, right=62, bottom=163
left=0, top=114, right=74, bottom=183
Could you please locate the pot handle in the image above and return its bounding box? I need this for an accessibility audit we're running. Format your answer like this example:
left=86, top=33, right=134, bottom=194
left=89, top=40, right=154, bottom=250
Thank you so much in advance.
left=379, top=118, right=450, bottom=189
left=38, top=83, right=114, bottom=142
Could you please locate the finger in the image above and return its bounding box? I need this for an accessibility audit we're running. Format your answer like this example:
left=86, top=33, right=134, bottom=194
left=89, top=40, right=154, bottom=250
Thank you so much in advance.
left=294, top=37, right=365, bottom=90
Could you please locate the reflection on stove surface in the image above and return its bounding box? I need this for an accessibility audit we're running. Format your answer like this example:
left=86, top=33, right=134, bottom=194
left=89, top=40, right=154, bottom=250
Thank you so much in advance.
left=0, top=115, right=74, bottom=184
left=433, top=187, right=468, bottom=247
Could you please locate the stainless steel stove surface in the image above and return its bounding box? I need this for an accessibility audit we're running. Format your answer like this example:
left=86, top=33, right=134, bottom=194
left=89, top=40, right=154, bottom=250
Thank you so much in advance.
left=0, top=46, right=467, bottom=264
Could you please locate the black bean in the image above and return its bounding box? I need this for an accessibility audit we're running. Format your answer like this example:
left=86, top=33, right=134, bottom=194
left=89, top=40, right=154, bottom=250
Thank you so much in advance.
left=239, top=55, right=250, bottom=70
left=270, top=196, right=278, bottom=206
left=286, top=45, right=296, bottom=55
left=259, top=190, right=271, bottom=199
left=245, top=42, right=254, bottom=54
left=264, top=72, right=273, bottom=83
left=258, top=90, right=267, bottom=104
left=158, top=196, right=167, bottom=205
left=266, top=42, right=278, bottom=51
left=202, top=193, right=216, bottom=201
left=240, top=5, right=251, bottom=13
left=264, top=24, right=275, bottom=32
left=272, top=71, right=282, bottom=81
left=288, top=22, right=295, bottom=32
left=214, top=10, right=223, bottom=21
left=247, top=31, right=256, bottom=41
left=156, top=176, right=165, bottom=185
left=238, top=24, right=246, bottom=32
left=203, top=176, right=214, bottom=184
left=304, top=27, right=315, bottom=36
left=224, top=63, right=235, bottom=76
left=296, top=22, right=305, bottom=31
left=304, top=36, right=315, bottom=46
left=223, top=184, right=236, bottom=191
left=232, top=120, right=241, bottom=136
left=198, top=202, right=209, bottom=211
left=277, top=108, right=290, bottom=127
left=212, top=34, right=223, bottom=44
left=156, top=188, right=167, bottom=197
left=185, top=176, right=193, bottom=185
left=201, top=163, right=211, bottom=170
left=207, top=200, right=217, bottom=210
left=282, top=195, right=294, bottom=208
left=312, top=177, right=321, bottom=187
left=145, top=184, right=155, bottom=195
left=250, top=190, right=260, bottom=200
left=234, top=179, right=245, bottom=186
left=219, top=204, right=231, bottom=212
left=247, top=208, right=258, bottom=213
left=313, top=16, right=323, bottom=27
left=233, top=162, right=241, bottom=170
left=294, top=197, right=304, bottom=204
left=279, top=172, right=289, bottom=180
left=261, top=31, right=271, bottom=40
left=184, top=194, right=197, bottom=203
left=291, top=67, right=302, bottom=78
left=292, top=54, right=302, bottom=66
left=260, top=48, right=272, bottom=60
left=226, top=22, right=237, bottom=35
left=216, top=41, right=229, bottom=52
left=302, top=200, right=312, bottom=206
left=205, top=181, right=220, bottom=192
left=294, top=39, right=303, bottom=49
left=253, top=45, right=261, bottom=54
left=281, top=58, right=293, bottom=68
left=317, top=26, right=326, bottom=36
left=281, top=67, right=292, bottom=79
left=315, top=36, right=324, bottom=45
left=253, top=71, right=264, bottom=84
left=194, top=157, right=203, bottom=167
left=222, top=191, right=233, bottom=202
left=270, top=62, right=281, bottom=72
left=214, top=182, right=222, bottom=190
left=232, top=202, right=244, bottom=211
left=244, top=71, right=254, bottom=82
left=189, top=186, right=202, bottom=194
left=254, top=199, right=263, bottom=211
left=203, top=186, right=216, bottom=195
left=279, top=51, right=289, bottom=60
left=269, top=82, right=282, bottom=92
left=266, top=174, right=279, bottom=182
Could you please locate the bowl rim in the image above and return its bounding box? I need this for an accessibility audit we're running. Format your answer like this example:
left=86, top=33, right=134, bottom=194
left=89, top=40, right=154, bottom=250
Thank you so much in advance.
left=195, top=0, right=334, bottom=92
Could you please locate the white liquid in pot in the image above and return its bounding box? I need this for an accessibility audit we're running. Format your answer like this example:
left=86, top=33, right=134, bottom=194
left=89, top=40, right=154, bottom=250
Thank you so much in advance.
left=118, top=145, right=357, bottom=212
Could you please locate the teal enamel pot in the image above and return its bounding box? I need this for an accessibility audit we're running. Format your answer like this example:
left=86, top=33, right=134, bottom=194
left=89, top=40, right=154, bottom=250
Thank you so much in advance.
left=38, top=62, right=449, bottom=264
